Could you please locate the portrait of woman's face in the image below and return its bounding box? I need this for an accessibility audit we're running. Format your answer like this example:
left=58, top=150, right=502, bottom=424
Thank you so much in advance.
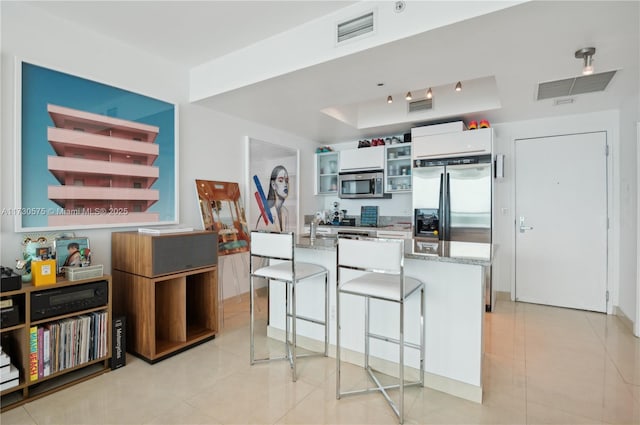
left=272, top=169, right=289, bottom=199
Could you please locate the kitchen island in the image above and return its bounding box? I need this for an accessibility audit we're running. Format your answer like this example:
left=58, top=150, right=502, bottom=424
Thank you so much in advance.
left=265, top=236, right=491, bottom=403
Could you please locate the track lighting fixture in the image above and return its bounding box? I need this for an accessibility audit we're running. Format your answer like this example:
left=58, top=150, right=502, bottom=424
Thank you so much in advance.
left=426, top=87, right=432, bottom=99
left=405, top=91, right=412, bottom=101
left=387, top=95, right=393, bottom=104
left=455, top=81, right=462, bottom=92
left=575, top=47, right=595, bottom=75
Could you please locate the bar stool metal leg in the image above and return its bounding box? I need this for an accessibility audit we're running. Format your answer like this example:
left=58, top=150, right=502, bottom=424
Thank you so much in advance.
left=420, top=287, right=425, bottom=386
left=291, top=279, right=297, bottom=382
left=399, top=299, right=405, bottom=424
left=250, top=271, right=255, bottom=365
left=365, top=296, right=370, bottom=371
left=336, top=277, right=341, bottom=400
left=324, top=273, right=329, bottom=357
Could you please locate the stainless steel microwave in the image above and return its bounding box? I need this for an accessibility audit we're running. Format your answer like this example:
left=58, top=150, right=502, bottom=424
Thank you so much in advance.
left=338, top=170, right=389, bottom=199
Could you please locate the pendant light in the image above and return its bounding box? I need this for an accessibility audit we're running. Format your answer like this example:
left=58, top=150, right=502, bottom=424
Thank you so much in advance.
left=405, top=91, right=412, bottom=101
left=426, top=87, right=433, bottom=99
left=575, top=47, right=596, bottom=75
left=455, top=81, right=462, bottom=92
left=387, top=95, right=393, bottom=104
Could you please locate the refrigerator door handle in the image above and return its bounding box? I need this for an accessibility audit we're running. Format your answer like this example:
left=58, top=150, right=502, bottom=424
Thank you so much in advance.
left=438, top=172, right=445, bottom=240
left=445, top=172, right=451, bottom=240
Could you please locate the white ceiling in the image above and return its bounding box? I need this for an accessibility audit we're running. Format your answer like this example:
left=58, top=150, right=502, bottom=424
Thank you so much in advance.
left=28, top=1, right=639, bottom=144
left=28, top=1, right=355, bottom=67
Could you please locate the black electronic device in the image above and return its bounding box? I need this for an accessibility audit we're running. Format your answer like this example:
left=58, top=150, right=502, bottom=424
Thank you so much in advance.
left=1, top=305, right=20, bottom=328
left=0, top=266, right=21, bottom=293
left=31, top=280, right=108, bottom=321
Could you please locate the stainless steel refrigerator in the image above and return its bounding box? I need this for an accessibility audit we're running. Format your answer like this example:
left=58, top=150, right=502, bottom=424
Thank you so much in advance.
left=412, top=154, right=492, bottom=243
left=412, top=154, right=494, bottom=310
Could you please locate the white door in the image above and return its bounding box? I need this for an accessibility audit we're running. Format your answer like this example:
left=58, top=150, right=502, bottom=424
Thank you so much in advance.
left=515, top=132, right=607, bottom=312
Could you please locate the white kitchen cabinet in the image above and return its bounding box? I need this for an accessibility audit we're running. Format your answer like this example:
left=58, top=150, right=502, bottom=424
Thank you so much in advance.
left=315, top=151, right=339, bottom=195
left=385, top=144, right=412, bottom=193
left=412, top=128, right=492, bottom=160
left=338, top=146, right=385, bottom=171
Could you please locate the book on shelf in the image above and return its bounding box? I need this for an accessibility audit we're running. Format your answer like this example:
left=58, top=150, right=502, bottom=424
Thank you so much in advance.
left=0, top=377, right=18, bottom=391
left=0, top=364, right=19, bottom=383
left=29, top=326, right=37, bottom=381
left=137, top=225, right=194, bottom=235
left=37, top=327, right=44, bottom=379
left=43, top=327, right=51, bottom=377
left=0, top=298, right=13, bottom=308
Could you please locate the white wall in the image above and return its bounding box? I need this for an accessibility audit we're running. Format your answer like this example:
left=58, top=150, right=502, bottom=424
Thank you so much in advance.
left=0, top=3, right=319, bottom=301
left=618, top=95, right=639, bottom=326
left=491, top=110, right=630, bottom=315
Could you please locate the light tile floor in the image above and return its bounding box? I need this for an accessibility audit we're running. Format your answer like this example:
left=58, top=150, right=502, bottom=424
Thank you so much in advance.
left=2, top=293, right=639, bottom=424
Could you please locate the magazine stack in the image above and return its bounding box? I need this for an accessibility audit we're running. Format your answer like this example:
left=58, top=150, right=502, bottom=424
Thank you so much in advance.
left=0, top=346, right=19, bottom=391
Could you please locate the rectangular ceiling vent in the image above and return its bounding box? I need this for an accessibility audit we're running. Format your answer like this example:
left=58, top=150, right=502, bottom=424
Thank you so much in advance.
left=337, top=12, right=374, bottom=43
left=408, top=98, right=433, bottom=113
left=537, top=70, right=617, bottom=100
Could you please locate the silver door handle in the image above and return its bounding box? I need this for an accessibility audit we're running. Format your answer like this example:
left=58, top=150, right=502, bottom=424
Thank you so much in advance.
left=519, top=216, right=533, bottom=233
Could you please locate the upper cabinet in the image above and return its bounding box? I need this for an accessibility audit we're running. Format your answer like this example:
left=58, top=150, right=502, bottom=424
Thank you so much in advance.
left=385, top=144, right=412, bottom=193
left=315, top=151, right=339, bottom=195
left=412, top=127, right=492, bottom=160
left=339, top=146, right=385, bottom=172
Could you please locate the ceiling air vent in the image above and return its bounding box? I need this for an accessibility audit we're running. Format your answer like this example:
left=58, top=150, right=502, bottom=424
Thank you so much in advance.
left=408, top=98, right=433, bottom=113
left=337, top=12, right=374, bottom=43
left=537, top=70, right=616, bottom=100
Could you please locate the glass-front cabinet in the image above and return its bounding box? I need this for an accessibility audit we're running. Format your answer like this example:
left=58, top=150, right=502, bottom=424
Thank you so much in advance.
left=315, top=151, right=339, bottom=195
left=385, top=144, right=412, bottom=193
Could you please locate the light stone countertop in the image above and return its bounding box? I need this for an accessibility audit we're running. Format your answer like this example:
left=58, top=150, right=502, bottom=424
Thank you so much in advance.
left=295, top=235, right=492, bottom=266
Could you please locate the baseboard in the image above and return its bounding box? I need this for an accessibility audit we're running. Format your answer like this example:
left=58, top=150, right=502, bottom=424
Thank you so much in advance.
left=267, top=326, right=482, bottom=403
left=614, top=305, right=634, bottom=332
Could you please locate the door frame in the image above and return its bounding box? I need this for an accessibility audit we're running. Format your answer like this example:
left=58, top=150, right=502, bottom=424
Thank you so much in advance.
left=636, top=122, right=640, bottom=336
left=510, top=129, right=614, bottom=314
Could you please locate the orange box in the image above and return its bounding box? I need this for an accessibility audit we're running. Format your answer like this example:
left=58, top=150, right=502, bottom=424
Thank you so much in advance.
left=32, top=259, right=57, bottom=286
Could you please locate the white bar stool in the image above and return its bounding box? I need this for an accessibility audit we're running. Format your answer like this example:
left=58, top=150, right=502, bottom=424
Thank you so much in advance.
left=336, top=236, right=425, bottom=424
left=249, top=230, right=329, bottom=382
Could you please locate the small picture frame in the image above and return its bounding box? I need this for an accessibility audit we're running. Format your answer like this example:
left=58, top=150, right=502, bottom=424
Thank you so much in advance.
left=35, top=246, right=52, bottom=260
left=53, top=237, right=90, bottom=274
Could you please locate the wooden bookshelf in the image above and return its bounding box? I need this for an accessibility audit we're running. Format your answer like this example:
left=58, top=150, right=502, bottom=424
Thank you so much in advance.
left=0, top=275, right=112, bottom=412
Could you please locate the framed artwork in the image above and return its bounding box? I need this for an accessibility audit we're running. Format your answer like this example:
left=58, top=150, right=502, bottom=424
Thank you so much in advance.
left=53, top=236, right=90, bottom=274
left=246, top=137, right=299, bottom=233
left=195, top=180, right=250, bottom=256
left=15, top=59, right=178, bottom=231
